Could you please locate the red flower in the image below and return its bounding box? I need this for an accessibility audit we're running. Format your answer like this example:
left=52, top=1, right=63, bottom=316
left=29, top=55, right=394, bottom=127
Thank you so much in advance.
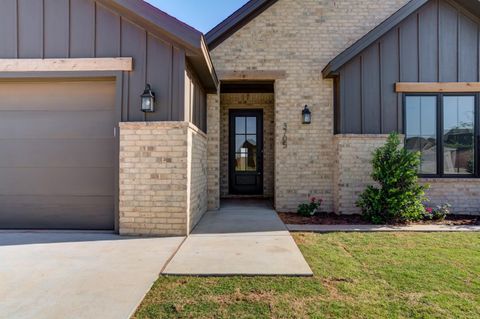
left=425, top=207, right=433, bottom=213
left=311, top=197, right=316, bottom=203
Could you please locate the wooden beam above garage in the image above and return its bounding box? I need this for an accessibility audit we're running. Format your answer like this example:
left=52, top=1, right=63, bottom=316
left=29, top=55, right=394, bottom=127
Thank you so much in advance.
left=0, top=58, right=133, bottom=72
left=395, top=82, right=480, bottom=93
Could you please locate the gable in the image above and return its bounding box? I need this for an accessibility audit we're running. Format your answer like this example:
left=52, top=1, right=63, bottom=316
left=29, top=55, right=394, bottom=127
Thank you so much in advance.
left=323, top=0, right=480, bottom=78
left=206, top=0, right=278, bottom=49
left=100, top=0, right=217, bottom=90
left=333, top=0, right=480, bottom=135
left=0, top=0, right=216, bottom=91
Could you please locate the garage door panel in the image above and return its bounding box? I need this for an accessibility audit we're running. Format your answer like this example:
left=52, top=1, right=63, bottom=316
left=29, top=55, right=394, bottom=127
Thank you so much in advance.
left=0, top=110, right=115, bottom=139
left=0, top=195, right=114, bottom=230
left=0, top=79, right=116, bottom=230
left=0, top=80, right=115, bottom=111
left=0, top=167, right=114, bottom=196
left=0, top=139, right=114, bottom=168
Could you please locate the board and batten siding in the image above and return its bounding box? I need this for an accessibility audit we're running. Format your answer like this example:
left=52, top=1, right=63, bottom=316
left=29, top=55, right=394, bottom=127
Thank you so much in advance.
left=0, top=0, right=205, bottom=124
left=185, top=64, right=207, bottom=132
left=335, top=0, right=480, bottom=134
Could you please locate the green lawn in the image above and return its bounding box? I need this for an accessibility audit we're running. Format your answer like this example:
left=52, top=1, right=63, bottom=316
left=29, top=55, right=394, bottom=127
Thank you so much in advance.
left=134, top=233, right=480, bottom=319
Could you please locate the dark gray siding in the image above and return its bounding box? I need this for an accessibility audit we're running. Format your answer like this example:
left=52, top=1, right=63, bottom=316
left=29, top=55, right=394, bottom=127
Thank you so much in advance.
left=185, top=64, right=207, bottom=131
left=0, top=0, right=204, bottom=124
left=336, top=0, right=480, bottom=134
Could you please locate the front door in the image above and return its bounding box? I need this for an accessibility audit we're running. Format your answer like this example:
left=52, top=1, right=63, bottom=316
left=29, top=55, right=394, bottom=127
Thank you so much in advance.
left=229, top=110, right=263, bottom=195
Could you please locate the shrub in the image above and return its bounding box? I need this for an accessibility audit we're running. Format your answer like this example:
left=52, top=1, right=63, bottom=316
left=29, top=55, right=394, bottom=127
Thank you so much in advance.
left=356, top=132, right=429, bottom=224
left=297, top=197, right=322, bottom=217
left=424, top=204, right=451, bottom=221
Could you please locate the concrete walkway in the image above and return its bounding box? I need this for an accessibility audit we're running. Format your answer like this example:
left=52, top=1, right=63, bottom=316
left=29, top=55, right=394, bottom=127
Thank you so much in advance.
left=0, top=232, right=183, bottom=319
left=287, top=224, right=480, bottom=232
left=163, top=200, right=313, bottom=276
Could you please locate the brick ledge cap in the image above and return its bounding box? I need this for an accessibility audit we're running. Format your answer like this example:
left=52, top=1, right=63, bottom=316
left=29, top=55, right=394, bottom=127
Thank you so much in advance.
left=119, top=121, right=206, bottom=138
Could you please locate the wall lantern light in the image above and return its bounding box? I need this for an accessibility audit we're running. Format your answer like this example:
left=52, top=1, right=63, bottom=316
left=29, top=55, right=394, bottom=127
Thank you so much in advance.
left=302, top=105, right=311, bottom=124
left=141, top=84, right=155, bottom=113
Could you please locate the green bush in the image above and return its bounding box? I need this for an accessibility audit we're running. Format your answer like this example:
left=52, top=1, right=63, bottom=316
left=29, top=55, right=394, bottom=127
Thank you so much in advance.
left=356, top=132, right=429, bottom=224
left=297, top=197, right=322, bottom=217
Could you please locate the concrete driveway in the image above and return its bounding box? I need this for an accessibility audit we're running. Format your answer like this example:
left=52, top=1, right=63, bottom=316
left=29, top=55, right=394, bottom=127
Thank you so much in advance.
left=0, top=232, right=183, bottom=319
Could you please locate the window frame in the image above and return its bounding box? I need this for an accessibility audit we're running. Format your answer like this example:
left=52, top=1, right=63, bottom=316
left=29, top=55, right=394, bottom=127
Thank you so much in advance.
left=403, top=92, right=479, bottom=178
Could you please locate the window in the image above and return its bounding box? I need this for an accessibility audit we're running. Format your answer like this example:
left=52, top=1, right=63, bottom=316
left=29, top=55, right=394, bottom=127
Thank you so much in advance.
left=405, top=94, right=477, bottom=177
left=443, top=96, right=475, bottom=174
left=405, top=96, right=437, bottom=174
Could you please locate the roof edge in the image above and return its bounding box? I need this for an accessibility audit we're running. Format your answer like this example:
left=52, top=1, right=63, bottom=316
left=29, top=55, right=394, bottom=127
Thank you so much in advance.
left=98, top=0, right=218, bottom=91
left=100, top=0, right=202, bottom=52
left=206, top=0, right=279, bottom=50
left=322, top=0, right=429, bottom=78
left=186, top=36, right=219, bottom=93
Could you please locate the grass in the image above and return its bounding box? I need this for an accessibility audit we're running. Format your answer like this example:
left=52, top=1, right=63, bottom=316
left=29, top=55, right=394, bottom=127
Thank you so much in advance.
left=134, top=233, right=480, bottom=319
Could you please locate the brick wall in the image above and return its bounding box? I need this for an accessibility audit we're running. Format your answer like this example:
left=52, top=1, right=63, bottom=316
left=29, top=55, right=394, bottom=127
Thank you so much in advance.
left=119, top=122, right=208, bottom=236
left=333, top=134, right=480, bottom=216
left=421, top=179, right=480, bottom=215
left=188, top=127, right=208, bottom=229
left=207, top=94, right=221, bottom=210
left=333, top=135, right=390, bottom=215
left=210, top=0, right=409, bottom=212
left=220, top=93, right=274, bottom=198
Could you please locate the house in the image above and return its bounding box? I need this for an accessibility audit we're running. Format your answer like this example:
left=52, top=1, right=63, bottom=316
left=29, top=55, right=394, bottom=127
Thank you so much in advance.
left=0, top=0, right=479, bottom=236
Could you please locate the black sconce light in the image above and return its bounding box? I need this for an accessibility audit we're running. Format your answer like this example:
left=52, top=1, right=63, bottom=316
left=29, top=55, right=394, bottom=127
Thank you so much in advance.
left=302, top=105, right=311, bottom=124
left=141, top=84, right=155, bottom=113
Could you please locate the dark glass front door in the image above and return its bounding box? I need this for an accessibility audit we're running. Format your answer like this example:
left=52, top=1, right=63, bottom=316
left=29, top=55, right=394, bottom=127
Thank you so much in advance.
left=229, top=110, right=263, bottom=195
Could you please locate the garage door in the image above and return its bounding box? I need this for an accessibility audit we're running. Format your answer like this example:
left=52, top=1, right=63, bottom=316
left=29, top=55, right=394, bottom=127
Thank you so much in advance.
left=0, top=79, right=116, bottom=230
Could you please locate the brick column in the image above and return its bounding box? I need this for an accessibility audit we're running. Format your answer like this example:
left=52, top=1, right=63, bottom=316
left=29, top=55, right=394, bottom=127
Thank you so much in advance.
left=119, top=122, right=207, bottom=236
left=207, top=94, right=220, bottom=210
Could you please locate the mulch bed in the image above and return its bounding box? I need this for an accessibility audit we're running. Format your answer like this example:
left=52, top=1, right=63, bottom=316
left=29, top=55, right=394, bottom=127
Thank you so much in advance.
left=278, top=212, right=480, bottom=226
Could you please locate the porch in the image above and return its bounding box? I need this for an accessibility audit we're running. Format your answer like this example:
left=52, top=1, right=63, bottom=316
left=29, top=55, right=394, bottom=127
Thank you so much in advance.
left=205, top=73, right=284, bottom=212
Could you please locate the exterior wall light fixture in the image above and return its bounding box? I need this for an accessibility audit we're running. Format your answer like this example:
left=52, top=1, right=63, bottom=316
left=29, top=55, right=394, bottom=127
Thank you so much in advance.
left=141, top=84, right=155, bottom=113
left=302, top=105, right=311, bottom=124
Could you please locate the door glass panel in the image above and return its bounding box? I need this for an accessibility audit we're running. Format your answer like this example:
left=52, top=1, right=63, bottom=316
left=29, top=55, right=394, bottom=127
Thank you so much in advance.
left=246, top=150, right=257, bottom=171
left=245, top=135, right=257, bottom=171
left=235, top=135, right=246, bottom=152
left=235, top=117, right=246, bottom=134
left=443, top=96, right=475, bottom=174
left=234, top=114, right=259, bottom=172
left=235, top=153, right=246, bottom=171
left=405, top=96, right=437, bottom=174
left=245, top=135, right=257, bottom=147
left=246, top=117, right=257, bottom=134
